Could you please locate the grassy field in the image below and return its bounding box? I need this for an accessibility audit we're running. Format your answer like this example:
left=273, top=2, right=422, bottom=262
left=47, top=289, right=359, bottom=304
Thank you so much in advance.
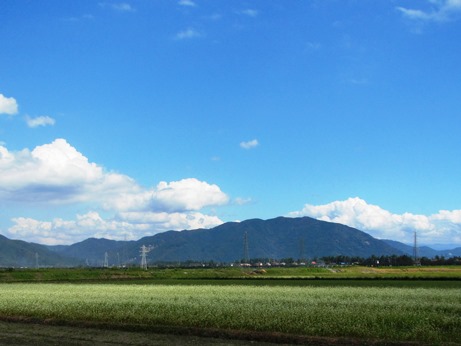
left=1, top=265, right=461, bottom=282
left=0, top=283, right=460, bottom=344
left=0, top=266, right=460, bottom=344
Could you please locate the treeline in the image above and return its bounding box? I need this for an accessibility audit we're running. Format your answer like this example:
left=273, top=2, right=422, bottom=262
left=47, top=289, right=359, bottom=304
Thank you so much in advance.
left=238, top=255, right=461, bottom=267
left=321, top=255, right=461, bottom=266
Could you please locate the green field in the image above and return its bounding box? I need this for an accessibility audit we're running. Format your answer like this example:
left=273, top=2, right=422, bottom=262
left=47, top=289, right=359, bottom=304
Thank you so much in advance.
left=2, top=265, right=461, bottom=282
left=0, top=266, right=460, bottom=344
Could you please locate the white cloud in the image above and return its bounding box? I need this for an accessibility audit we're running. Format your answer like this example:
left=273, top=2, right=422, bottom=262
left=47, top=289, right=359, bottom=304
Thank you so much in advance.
left=105, top=178, right=229, bottom=213
left=0, top=140, right=228, bottom=208
left=7, top=211, right=224, bottom=245
left=0, top=139, right=229, bottom=244
left=289, top=197, right=461, bottom=246
left=175, top=28, right=202, bottom=40
left=240, top=139, right=259, bottom=149
left=178, top=0, right=196, bottom=7
left=153, top=178, right=229, bottom=211
left=25, top=115, right=56, bottom=128
left=8, top=212, right=147, bottom=245
left=0, top=138, right=134, bottom=204
left=397, top=0, right=461, bottom=22
left=0, top=94, right=18, bottom=115
left=117, top=211, right=223, bottom=232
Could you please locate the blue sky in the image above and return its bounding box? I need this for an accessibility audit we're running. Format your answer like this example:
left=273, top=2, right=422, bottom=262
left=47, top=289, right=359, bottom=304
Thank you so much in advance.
left=1, top=0, right=461, bottom=246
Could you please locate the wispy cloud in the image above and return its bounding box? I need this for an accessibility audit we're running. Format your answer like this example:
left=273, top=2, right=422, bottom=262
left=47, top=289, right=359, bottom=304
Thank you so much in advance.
left=178, top=0, right=196, bottom=7
left=240, top=139, right=259, bottom=150
left=234, top=197, right=252, bottom=205
left=397, top=0, right=461, bottom=22
left=175, top=28, right=202, bottom=40
left=0, top=93, right=18, bottom=115
left=25, top=115, right=56, bottom=128
left=100, top=2, right=135, bottom=12
left=240, top=9, right=259, bottom=17
left=305, top=42, right=321, bottom=52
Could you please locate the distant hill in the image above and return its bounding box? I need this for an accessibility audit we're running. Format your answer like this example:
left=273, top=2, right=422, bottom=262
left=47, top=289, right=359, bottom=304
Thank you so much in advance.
left=47, top=238, right=138, bottom=266
left=14, top=216, right=461, bottom=267
left=0, top=234, right=79, bottom=267
left=383, top=239, right=461, bottom=258
left=47, top=216, right=404, bottom=265
left=132, top=216, right=403, bottom=263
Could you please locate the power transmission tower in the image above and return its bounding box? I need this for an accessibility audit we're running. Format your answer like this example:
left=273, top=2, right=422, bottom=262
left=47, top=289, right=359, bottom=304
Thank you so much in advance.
left=104, top=252, right=109, bottom=268
left=122, top=234, right=127, bottom=267
left=413, top=231, right=420, bottom=265
left=35, top=252, right=39, bottom=269
left=140, top=245, right=149, bottom=270
left=243, top=231, right=250, bottom=263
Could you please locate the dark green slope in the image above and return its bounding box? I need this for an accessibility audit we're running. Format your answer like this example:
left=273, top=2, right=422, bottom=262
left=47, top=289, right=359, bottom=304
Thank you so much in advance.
left=0, top=235, right=78, bottom=267
left=1, top=216, right=405, bottom=266
left=136, top=216, right=402, bottom=262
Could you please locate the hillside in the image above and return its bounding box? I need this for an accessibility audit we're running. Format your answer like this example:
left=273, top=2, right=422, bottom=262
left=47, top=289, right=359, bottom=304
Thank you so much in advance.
left=48, top=216, right=405, bottom=265
left=134, top=216, right=402, bottom=263
left=383, top=239, right=461, bottom=258
left=0, top=235, right=79, bottom=267
left=2, top=216, right=410, bottom=267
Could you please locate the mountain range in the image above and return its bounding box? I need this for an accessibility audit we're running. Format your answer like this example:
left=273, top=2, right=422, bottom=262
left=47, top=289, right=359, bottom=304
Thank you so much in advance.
left=0, top=216, right=459, bottom=267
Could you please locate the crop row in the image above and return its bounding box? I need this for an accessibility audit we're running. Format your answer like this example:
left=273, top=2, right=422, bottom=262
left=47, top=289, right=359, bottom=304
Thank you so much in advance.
left=0, top=283, right=460, bottom=343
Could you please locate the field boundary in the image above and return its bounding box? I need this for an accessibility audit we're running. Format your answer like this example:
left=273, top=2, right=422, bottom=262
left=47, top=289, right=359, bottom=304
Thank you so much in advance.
left=0, top=315, right=427, bottom=346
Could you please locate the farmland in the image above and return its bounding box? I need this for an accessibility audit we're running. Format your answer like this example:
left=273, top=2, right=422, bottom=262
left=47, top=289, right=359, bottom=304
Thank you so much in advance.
left=0, top=266, right=460, bottom=345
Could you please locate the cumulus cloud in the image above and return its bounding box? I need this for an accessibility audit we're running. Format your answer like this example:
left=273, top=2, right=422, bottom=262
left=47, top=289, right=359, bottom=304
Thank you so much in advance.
left=25, top=115, right=56, bottom=128
left=8, top=212, right=147, bottom=245
left=0, top=94, right=18, bottom=115
left=240, top=139, right=259, bottom=149
left=289, top=197, right=461, bottom=246
left=105, top=178, right=229, bottom=213
left=0, top=138, right=135, bottom=204
left=116, top=211, right=223, bottom=232
left=175, top=28, right=202, bottom=40
left=0, top=139, right=228, bottom=209
left=7, top=211, right=224, bottom=245
left=397, top=0, right=461, bottom=22
left=0, top=139, right=229, bottom=244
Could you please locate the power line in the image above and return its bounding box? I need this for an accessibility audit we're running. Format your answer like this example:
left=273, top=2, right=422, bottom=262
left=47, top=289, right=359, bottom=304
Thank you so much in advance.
left=243, top=231, right=250, bottom=262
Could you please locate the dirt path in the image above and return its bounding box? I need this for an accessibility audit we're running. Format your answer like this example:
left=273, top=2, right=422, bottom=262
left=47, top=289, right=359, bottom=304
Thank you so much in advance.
left=0, top=321, right=281, bottom=346
left=0, top=320, right=430, bottom=346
